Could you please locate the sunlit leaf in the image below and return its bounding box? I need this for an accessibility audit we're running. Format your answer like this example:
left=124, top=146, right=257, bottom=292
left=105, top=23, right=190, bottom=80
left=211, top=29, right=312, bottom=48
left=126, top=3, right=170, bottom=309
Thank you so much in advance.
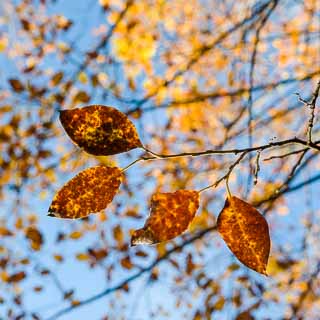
left=131, top=190, right=199, bottom=245
left=0, top=227, right=13, bottom=237
left=217, top=196, right=270, bottom=275
left=48, top=166, right=122, bottom=219
left=76, top=253, right=89, bottom=261
left=69, top=231, right=83, bottom=240
left=53, top=254, right=64, bottom=263
left=59, top=105, right=142, bottom=155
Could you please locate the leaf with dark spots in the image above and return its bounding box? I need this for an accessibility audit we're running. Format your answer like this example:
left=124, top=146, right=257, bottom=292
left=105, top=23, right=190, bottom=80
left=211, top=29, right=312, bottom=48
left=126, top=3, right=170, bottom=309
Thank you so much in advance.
left=59, top=105, right=142, bottom=155
left=48, top=166, right=122, bottom=219
left=131, top=190, right=200, bottom=245
left=217, top=196, right=270, bottom=275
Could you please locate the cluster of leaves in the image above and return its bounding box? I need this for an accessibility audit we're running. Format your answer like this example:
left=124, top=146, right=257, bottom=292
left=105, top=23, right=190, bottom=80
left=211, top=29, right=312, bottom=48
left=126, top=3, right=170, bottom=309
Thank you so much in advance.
left=49, top=105, right=270, bottom=275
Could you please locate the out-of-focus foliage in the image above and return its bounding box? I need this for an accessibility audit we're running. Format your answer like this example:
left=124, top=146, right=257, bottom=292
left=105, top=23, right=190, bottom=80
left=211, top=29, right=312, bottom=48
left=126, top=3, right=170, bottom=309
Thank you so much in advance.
left=0, top=0, right=319, bottom=319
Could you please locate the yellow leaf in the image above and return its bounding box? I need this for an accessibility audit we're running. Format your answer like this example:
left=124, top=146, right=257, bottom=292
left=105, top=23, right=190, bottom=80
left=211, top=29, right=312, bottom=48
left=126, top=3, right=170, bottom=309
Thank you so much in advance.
left=53, top=254, right=64, bottom=263
left=76, top=253, right=89, bottom=261
left=69, top=231, right=83, bottom=240
left=0, top=36, right=8, bottom=52
left=78, top=72, right=88, bottom=84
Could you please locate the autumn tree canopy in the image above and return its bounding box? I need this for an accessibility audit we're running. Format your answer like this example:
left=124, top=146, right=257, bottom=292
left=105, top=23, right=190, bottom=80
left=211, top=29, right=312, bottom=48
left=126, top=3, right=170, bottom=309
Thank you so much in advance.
left=0, top=0, right=319, bottom=319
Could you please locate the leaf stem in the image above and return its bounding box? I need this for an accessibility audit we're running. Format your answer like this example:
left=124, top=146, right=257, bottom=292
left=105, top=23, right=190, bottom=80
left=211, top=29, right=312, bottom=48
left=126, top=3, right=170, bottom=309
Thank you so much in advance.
left=198, top=152, right=248, bottom=194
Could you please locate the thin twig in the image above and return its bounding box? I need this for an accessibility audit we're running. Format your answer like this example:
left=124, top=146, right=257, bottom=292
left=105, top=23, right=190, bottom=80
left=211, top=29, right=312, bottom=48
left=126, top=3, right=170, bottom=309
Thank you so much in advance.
left=246, top=0, right=278, bottom=191
left=295, top=80, right=320, bottom=144
left=198, top=152, right=248, bottom=193
left=253, top=151, right=261, bottom=184
left=263, top=148, right=307, bottom=161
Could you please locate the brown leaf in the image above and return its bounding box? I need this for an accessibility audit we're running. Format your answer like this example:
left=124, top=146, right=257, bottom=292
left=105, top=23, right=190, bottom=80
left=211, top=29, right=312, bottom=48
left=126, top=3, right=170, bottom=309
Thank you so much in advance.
left=8, top=79, right=24, bottom=92
left=120, top=256, right=133, bottom=270
left=217, top=196, right=270, bottom=275
left=59, top=105, right=142, bottom=155
left=72, top=91, right=90, bottom=104
left=51, top=71, right=64, bottom=86
left=48, top=166, right=122, bottom=219
left=25, top=227, right=43, bottom=251
left=7, top=271, right=26, bottom=283
left=131, top=190, right=200, bottom=245
left=88, top=248, right=108, bottom=261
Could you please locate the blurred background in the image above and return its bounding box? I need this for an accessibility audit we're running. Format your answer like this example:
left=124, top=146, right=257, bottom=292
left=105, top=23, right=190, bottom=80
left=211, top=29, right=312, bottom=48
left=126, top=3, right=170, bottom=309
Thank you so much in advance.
left=0, top=0, right=319, bottom=319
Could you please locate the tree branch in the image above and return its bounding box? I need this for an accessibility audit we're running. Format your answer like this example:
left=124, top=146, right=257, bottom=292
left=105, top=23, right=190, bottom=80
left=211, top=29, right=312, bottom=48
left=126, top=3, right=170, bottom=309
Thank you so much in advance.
left=46, top=225, right=217, bottom=320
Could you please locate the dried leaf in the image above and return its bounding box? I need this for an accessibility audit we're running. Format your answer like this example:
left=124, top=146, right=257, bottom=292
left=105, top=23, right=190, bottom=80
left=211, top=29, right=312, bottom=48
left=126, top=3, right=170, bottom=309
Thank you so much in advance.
left=51, top=71, right=64, bottom=86
left=131, top=190, right=199, bottom=245
left=88, top=248, right=108, bottom=261
left=0, top=227, right=13, bottom=237
left=120, top=256, right=133, bottom=270
left=217, top=196, right=270, bottom=275
left=25, top=227, right=43, bottom=251
left=48, top=166, right=122, bottom=219
left=72, top=91, right=90, bottom=104
left=8, top=79, right=24, bottom=92
left=59, top=105, right=142, bottom=155
left=7, top=271, right=26, bottom=283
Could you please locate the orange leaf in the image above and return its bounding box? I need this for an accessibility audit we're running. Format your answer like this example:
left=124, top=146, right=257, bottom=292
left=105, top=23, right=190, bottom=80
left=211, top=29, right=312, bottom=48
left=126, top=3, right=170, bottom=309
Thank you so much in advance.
left=217, top=196, right=270, bottom=275
left=48, top=166, right=122, bottom=219
left=59, top=105, right=142, bottom=156
left=131, top=190, right=199, bottom=245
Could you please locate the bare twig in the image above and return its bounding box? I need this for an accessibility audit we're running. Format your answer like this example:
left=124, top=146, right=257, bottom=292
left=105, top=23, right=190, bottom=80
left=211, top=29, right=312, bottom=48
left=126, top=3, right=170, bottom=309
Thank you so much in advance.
left=295, top=80, right=320, bottom=144
left=126, top=70, right=320, bottom=115
left=246, top=0, right=278, bottom=190
left=253, top=151, right=261, bottom=184
left=198, top=151, right=248, bottom=193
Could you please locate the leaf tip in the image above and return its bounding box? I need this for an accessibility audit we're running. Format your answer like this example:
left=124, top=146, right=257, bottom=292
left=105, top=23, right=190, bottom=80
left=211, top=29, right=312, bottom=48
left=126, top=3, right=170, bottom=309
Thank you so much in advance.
left=47, top=212, right=56, bottom=217
left=130, top=228, right=156, bottom=246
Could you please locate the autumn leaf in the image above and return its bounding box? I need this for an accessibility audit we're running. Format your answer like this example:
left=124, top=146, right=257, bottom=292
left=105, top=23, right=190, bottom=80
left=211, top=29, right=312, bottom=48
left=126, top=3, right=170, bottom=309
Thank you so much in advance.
left=48, top=166, right=122, bottom=219
left=25, top=227, right=44, bottom=251
left=59, top=105, right=142, bottom=155
left=8, top=79, right=24, bottom=92
left=131, top=190, right=200, bottom=245
left=7, top=271, right=26, bottom=283
left=217, top=196, right=270, bottom=275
